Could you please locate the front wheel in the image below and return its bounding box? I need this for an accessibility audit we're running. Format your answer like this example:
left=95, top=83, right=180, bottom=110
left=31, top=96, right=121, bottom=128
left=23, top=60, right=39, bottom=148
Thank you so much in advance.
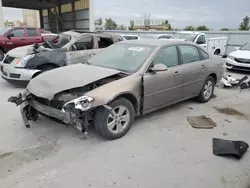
left=197, top=76, right=215, bottom=103
left=94, top=98, right=135, bottom=140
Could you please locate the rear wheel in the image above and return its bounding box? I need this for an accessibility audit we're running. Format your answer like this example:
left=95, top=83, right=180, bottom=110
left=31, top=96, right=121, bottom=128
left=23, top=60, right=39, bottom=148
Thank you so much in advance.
left=0, top=49, right=5, bottom=61
left=94, top=98, right=135, bottom=140
left=197, top=76, right=215, bottom=103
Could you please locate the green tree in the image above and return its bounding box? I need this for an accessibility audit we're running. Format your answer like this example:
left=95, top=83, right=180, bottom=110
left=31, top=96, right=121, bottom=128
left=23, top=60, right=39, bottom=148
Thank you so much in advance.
left=117, top=24, right=126, bottom=30
left=161, top=20, right=172, bottom=30
left=128, top=20, right=135, bottom=30
left=104, top=18, right=117, bottom=30
left=221, top=28, right=229, bottom=31
left=239, top=16, right=250, bottom=30
left=95, top=18, right=103, bottom=26
left=184, top=26, right=196, bottom=31
left=196, top=25, right=209, bottom=31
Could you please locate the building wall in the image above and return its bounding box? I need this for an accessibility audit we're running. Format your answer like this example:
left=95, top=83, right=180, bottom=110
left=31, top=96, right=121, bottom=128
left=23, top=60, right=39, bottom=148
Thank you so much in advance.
left=23, top=9, right=40, bottom=28
left=42, top=0, right=94, bottom=32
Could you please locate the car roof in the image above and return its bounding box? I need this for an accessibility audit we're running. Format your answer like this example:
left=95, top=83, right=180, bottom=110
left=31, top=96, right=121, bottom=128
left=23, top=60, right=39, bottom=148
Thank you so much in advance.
left=119, top=39, right=195, bottom=47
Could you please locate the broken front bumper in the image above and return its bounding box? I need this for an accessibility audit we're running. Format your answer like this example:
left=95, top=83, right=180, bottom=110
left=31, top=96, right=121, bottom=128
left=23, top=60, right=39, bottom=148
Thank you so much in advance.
left=8, top=90, right=92, bottom=133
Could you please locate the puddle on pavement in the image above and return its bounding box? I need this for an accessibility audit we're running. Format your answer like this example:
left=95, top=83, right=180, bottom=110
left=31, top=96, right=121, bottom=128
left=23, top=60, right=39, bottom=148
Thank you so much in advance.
left=213, top=107, right=247, bottom=120
left=214, top=107, right=245, bottom=116
left=0, top=140, right=58, bottom=179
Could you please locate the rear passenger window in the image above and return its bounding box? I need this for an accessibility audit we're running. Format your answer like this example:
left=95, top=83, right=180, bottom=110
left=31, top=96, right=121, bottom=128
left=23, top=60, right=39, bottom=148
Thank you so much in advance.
left=153, top=46, right=178, bottom=68
left=179, top=45, right=201, bottom=64
left=27, top=29, right=38, bottom=36
left=200, top=49, right=209, bottom=60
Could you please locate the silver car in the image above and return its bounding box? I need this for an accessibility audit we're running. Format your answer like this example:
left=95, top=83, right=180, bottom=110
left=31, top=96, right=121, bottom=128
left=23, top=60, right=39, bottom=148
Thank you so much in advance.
left=9, top=40, right=224, bottom=140
left=1, top=32, right=123, bottom=84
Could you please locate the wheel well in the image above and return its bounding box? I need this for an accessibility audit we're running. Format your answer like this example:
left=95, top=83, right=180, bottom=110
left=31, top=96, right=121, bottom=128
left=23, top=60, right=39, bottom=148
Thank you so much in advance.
left=214, top=49, right=220, bottom=55
left=114, top=94, right=138, bottom=112
left=209, top=73, right=217, bottom=84
left=0, top=46, right=6, bottom=53
left=37, top=63, right=59, bottom=70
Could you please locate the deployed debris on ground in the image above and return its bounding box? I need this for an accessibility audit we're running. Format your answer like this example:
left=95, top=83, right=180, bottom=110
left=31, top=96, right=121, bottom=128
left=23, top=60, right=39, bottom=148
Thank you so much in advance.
left=187, top=116, right=217, bottom=129
left=221, top=75, right=248, bottom=88
left=213, top=138, right=249, bottom=159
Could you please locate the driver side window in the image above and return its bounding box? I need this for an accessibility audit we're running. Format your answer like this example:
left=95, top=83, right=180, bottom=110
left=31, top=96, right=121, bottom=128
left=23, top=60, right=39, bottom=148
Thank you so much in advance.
left=196, top=35, right=206, bottom=44
left=71, top=37, right=93, bottom=51
left=153, top=46, right=179, bottom=68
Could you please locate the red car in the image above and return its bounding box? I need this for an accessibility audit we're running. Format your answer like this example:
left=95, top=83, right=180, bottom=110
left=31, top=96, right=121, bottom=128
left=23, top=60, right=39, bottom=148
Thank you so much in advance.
left=0, top=27, right=54, bottom=61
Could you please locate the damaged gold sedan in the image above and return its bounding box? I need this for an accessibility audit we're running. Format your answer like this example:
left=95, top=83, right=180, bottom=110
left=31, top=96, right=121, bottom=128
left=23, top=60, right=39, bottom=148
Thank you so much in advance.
left=8, top=40, right=224, bottom=140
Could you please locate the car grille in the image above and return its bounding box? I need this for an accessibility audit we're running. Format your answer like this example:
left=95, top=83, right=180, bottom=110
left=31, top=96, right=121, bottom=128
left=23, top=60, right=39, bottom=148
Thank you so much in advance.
left=31, top=94, right=65, bottom=110
left=3, top=55, right=15, bottom=64
left=234, top=58, right=250, bottom=64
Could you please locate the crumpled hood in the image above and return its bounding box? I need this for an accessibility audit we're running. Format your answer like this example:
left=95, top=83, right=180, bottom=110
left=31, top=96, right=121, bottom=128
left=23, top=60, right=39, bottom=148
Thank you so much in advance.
left=229, top=50, right=250, bottom=59
left=7, top=44, right=50, bottom=58
left=8, top=45, right=35, bottom=57
left=27, top=64, right=121, bottom=100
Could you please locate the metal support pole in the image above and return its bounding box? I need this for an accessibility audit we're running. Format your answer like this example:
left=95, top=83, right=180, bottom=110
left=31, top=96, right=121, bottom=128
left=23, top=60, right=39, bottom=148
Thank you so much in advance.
left=0, top=0, right=4, bottom=28
left=72, top=0, right=76, bottom=30
left=39, top=10, right=44, bottom=29
left=89, top=0, right=95, bottom=31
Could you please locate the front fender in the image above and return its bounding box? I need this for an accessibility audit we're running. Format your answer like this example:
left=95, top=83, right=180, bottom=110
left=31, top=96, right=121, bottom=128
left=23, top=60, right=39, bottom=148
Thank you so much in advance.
left=85, top=75, right=142, bottom=109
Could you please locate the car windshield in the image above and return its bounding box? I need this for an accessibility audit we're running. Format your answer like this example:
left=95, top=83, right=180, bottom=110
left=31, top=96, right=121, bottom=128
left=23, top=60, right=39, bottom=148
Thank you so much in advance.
left=171, top=33, right=197, bottom=42
left=44, top=34, right=71, bottom=49
left=88, top=43, right=155, bottom=73
left=0, top=28, right=9, bottom=35
left=141, top=35, right=157, bottom=39
left=240, top=42, right=250, bottom=51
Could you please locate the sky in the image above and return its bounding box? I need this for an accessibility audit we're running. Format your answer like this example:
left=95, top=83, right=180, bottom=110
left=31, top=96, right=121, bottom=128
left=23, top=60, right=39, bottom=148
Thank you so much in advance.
left=2, top=0, right=250, bottom=29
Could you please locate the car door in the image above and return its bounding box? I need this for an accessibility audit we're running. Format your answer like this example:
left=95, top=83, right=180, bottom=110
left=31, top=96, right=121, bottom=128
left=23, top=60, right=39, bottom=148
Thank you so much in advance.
left=143, top=46, right=182, bottom=113
left=26, top=28, right=43, bottom=44
left=177, top=45, right=207, bottom=99
left=5, top=28, right=27, bottom=51
left=66, top=35, right=98, bottom=65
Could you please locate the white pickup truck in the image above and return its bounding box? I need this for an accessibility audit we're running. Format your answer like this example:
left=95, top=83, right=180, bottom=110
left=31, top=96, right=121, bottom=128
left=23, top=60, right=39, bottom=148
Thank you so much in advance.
left=171, top=31, right=228, bottom=56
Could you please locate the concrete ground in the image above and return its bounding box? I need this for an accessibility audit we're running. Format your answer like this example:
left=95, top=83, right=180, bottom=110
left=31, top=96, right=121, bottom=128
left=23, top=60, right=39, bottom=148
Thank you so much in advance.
left=0, top=69, right=250, bottom=188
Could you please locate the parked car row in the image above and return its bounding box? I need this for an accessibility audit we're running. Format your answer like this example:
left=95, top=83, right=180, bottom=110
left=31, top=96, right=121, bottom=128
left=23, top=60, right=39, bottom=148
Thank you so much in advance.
left=7, top=38, right=224, bottom=140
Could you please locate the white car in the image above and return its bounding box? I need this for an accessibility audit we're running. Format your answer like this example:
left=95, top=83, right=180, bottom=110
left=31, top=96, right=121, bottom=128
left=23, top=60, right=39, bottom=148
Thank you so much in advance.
left=141, top=34, right=172, bottom=40
left=121, top=34, right=140, bottom=40
left=226, top=42, right=250, bottom=71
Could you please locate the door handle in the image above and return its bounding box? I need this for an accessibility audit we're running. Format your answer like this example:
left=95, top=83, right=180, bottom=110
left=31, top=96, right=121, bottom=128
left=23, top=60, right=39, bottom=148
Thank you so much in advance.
left=201, top=64, right=206, bottom=69
left=173, top=71, right=180, bottom=76
left=21, top=39, right=26, bottom=41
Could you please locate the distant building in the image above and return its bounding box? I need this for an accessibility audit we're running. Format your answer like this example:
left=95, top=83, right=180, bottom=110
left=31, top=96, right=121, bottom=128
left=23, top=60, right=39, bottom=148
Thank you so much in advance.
left=23, top=9, right=40, bottom=28
left=133, top=19, right=165, bottom=30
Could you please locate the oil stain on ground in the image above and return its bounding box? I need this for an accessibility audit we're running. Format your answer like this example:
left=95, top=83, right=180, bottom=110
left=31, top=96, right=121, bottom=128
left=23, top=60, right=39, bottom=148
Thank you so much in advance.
left=213, top=107, right=246, bottom=119
left=0, top=140, right=59, bottom=179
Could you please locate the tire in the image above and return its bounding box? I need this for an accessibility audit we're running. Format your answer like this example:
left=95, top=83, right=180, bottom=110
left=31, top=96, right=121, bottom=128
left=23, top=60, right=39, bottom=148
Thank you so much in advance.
left=0, top=49, right=5, bottom=61
left=197, top=76, right=215, bottom=103
left=214, top=50, right=220, bottom=55
left=94, top=98, right=135, bottom=140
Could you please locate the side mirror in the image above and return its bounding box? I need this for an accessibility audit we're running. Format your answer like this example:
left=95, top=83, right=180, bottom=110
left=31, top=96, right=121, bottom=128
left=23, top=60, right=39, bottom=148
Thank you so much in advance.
left=234, top=47, right=240, bottom=50
left=7, top=33, right=14, bottom=38
left=150, top=63, right=168, bottom=72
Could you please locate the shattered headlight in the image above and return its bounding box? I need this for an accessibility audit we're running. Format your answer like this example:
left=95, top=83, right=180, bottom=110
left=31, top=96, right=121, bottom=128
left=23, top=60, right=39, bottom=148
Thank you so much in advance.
left=14, top=54, right=35, bottom=68
left=62, top=96, right=95, bottom=112
left=227, top=55, right=235, bottom=61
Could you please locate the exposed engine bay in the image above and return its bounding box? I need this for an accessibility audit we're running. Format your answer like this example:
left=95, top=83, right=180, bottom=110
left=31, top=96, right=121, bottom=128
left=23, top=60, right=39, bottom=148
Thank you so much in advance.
left=53, top=73, right=126, bottom=108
